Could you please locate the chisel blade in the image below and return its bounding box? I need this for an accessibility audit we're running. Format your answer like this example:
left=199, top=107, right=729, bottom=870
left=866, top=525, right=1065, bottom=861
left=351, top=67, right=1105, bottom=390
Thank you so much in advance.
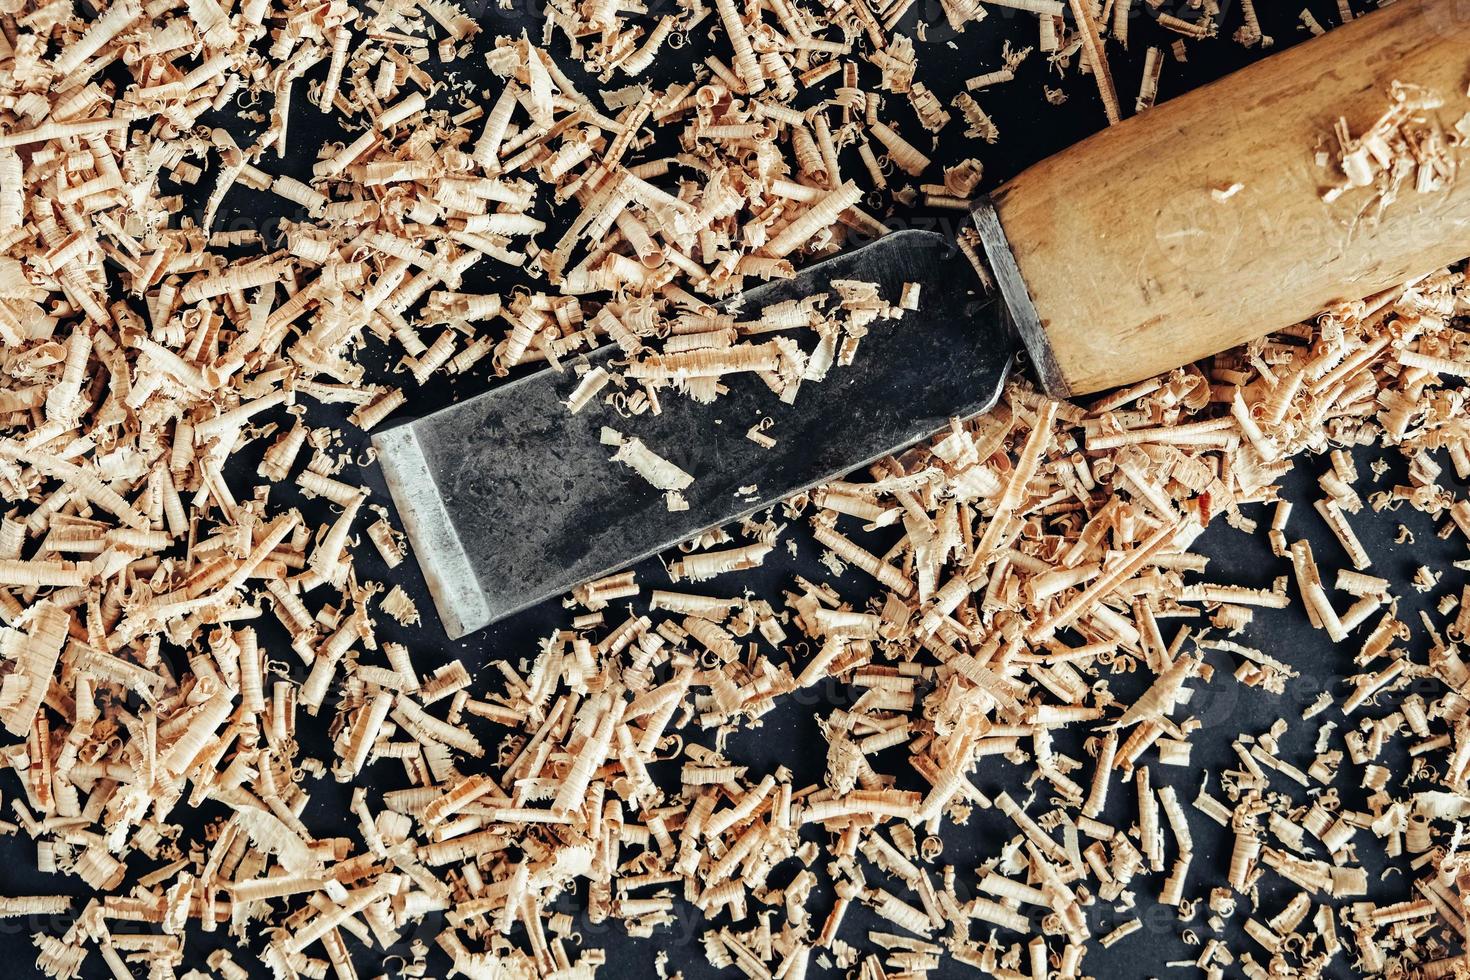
left=373, top=228, right=1013, bottom=638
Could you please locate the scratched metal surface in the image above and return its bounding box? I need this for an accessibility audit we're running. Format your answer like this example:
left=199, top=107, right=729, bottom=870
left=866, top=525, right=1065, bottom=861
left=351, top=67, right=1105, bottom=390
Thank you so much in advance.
left=1, top=0, right=1455, bottom=977
left=373, top=231, right=1009, bottom=636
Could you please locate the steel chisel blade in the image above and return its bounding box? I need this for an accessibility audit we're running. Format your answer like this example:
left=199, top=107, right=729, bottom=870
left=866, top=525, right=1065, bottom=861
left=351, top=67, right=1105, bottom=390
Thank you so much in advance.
left=373, top=229, right=1013, bottom=638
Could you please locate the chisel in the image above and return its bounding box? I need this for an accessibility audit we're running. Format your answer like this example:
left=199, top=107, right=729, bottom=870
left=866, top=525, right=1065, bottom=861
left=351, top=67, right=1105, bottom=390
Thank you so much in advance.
left=374, top=0, right=1470, bottom=638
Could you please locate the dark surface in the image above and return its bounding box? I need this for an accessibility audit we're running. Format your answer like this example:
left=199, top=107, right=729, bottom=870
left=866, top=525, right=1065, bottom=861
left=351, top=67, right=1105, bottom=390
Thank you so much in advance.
left=375, top=230, right=1009, bottom=635
left=0, top=0, right=1454, bottom=977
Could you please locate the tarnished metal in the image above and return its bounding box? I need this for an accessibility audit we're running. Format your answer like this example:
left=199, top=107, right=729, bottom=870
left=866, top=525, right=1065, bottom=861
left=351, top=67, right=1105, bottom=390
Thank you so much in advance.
left=970, top=198, right=1068, bottom=399
left=373, top=228, right=1014, bottom=638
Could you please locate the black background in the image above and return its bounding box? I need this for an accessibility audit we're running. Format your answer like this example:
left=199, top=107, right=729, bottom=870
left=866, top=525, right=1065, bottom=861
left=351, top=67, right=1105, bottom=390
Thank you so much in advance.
left=2, top=0, right=1461, bottom=976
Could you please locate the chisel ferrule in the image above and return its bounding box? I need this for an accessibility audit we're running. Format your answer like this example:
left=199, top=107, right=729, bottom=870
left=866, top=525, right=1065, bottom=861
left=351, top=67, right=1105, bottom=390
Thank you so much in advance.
left=970, top=197, right=1069, bottom=400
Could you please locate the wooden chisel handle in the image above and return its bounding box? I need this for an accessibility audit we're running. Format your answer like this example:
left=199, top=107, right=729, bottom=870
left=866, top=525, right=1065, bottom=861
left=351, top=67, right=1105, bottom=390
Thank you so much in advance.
left=981, top=0, right=1470, bottom=397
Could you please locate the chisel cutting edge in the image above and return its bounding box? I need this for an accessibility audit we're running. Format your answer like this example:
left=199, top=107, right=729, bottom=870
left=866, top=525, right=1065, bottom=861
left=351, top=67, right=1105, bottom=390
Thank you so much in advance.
left=374, top=0, right=1470, bottom=638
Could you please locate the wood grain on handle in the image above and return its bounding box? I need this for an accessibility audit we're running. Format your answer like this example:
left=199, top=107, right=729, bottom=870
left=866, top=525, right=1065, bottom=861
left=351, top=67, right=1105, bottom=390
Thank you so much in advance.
left=990, top=0, right=1470, bottom=396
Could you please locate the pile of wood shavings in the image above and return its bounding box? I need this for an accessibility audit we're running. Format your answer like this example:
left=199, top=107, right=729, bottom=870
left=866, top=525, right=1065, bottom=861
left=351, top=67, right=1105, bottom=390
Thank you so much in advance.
left=12, top=270, right=1470, bottom=979
left=1, top=0, right=1467, bottom=977
left=453, top=268, right=1470, bottom=980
